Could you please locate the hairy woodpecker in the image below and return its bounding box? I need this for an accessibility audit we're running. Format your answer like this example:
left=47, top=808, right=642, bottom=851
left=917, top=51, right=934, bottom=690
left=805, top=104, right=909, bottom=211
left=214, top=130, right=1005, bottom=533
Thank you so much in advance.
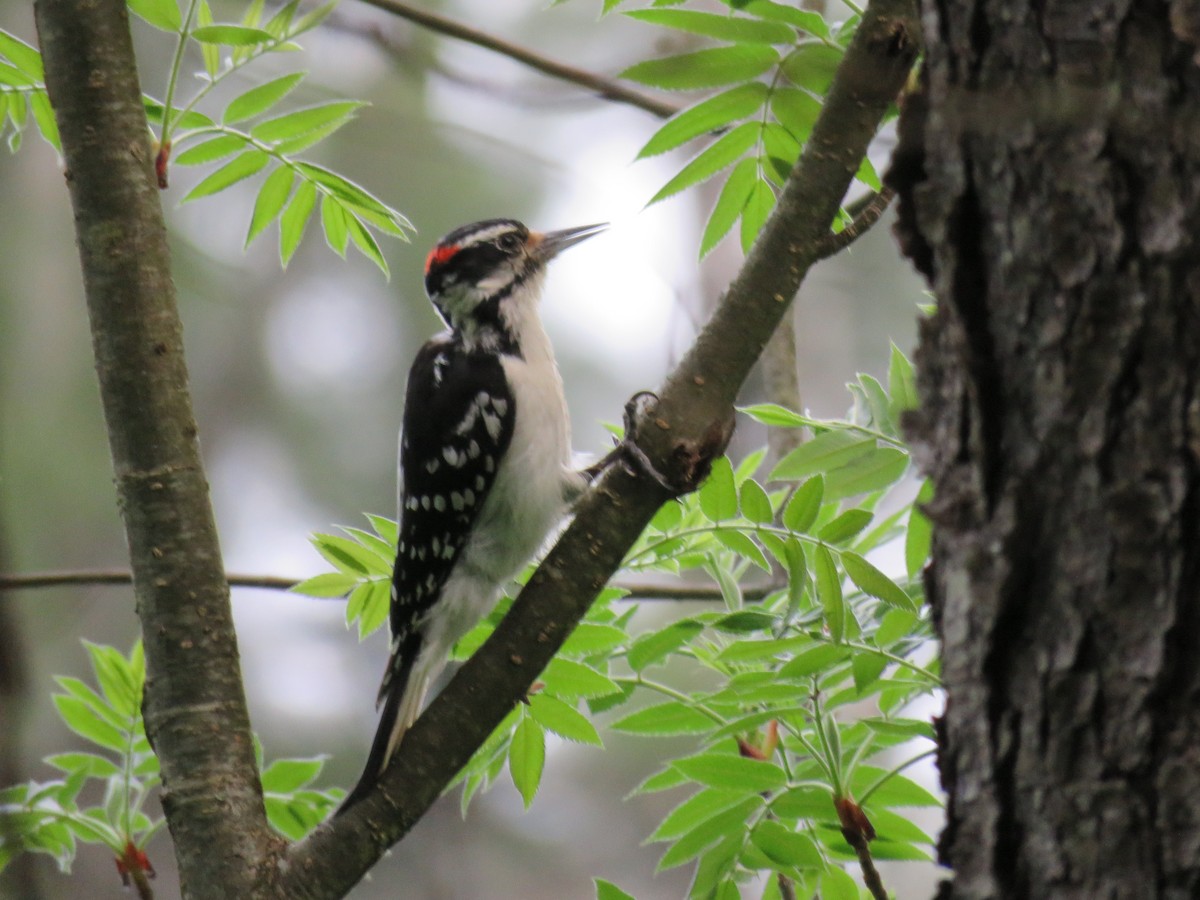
left=339, top=218, right=606, bottom=812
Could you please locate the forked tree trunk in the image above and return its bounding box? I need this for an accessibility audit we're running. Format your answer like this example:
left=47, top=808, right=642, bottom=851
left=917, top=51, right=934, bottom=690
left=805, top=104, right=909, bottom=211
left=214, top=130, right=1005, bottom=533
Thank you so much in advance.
left=891, top=2, right=1200, bottom=897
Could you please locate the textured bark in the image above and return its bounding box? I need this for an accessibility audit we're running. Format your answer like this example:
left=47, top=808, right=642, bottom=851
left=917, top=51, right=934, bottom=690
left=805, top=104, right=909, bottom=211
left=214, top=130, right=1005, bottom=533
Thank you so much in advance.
left=33, top=2, right=278, bottom=896
left=890, top=0, right=1200, bottom=897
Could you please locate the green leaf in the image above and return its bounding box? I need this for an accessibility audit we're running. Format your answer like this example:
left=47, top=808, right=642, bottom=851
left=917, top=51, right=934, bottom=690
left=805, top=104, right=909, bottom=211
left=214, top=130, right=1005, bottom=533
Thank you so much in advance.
left=782, top=476, right=823, bottom=533
left=739, top=1, right=830, bottom=38
left=739, top=404, right=807, bottom=427
left=29, top=92, right=60, bottom=152
left=320, top=194, right=350, bottom=256
left=673, top=753, right=788, bottom=793
left=657, top=796, right=762, bottom=871
left=290, top=571, right=355, bottom=598
left=261, top=757, right=323, bottom=793
left=841, top=551, right=914, bottom=611
left=182, top=149, right=269, bottom=202
left=351, top=579, right=390, bottom=638
left=191, top=24, right=276, bottom=46
left=509, top=716, right=545, bottom=808
left=649, top=121, right=759, bottom=206
left=856, top=153, right=881, bottom=190
left=771, top=429, right=875, bottom=482
left=251, top=101, right=364, bottom=144
left=851, top=767, right=941, bottom=807
left=852, top=652, right=888, bottom=693
left=779, top=642, right=849, bottom=678
left=824, top=447, right=908, bottom=501
left=312, top=532, right=386, bottom=575
left=760, top=122, right=801, bottom=185
left=621, top=45, right=779, bottom=91
left=905, top=480, right=933, bottom=580
left=528, top=694, right=602, bottom=746
left=651, top=788, right=749, bottom=842
left=595, top=878, right=637, bottom=900
left=127, top=0, right=182, bottom=32
left=223, top=72, right=306, bottom=124
left=739, top=176, right=775, bottom=251
left=246, top=165, right=296, bottom=247
left=0, top=32, right=44, bottom=78
left=627, top=619, right=704, bottom=672
left=626, top=9, right=794, bottom=44
left=52, top=695, right=125, bottom=751
left=813, top=544, right=845, bottom=642
left=739, top=479, right=773, bottom=524
left=560, top=623, right=627, bottom=658
left=818, top=866, right=858, bottom=900
left=346, top=214, right=390, bottom=277
left=279, top=178, right=317, bottom=266
left=639, top=83, right=768, bottom=159
left=365, top=514, right=399, bottom=546
left=84, top=641, right=139, bottom=718
left=541, top=658, right=619, bottom=700
left=770, top=87, right=821, bottom=143
left=713, top=610, right=776, bottom=633
left=856, top=373, right=895, bottom=435
left=888, top=342, right=919, bottom=418
left=752, top=819, right=824, bottom=869
left=44, top=752, right=121, bottom=778
left=712, top=528, right=770, bottom=572
left=700, top=156, right=757, bottom=257
left=817, top=509, right=873, bottom=544
left=173, top=134, right=248, bottom=166
left=193, top=0, right=221, bottom=78
left=781, top=43, right=842, bottom=95
left=699, top=456, right=738, bottom=521
left=610, top=701, right=714, bottom=736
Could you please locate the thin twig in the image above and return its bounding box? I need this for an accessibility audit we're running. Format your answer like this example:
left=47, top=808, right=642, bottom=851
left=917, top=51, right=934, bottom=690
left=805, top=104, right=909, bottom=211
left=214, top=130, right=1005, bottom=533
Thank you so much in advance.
left=845, top=827, right=889, bottom=900
left=813, top=186, right=896, bottom=261
left=0, top=570, right=784, bottom=602
left=777, top=873, right=798, bottom=900
left=357, top=0, right=680, bottom=119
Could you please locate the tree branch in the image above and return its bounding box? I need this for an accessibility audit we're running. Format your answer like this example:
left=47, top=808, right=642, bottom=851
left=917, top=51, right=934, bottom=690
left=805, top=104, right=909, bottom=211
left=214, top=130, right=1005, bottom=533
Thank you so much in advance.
left=0, top=570, right=782, bottom=601
left=356, top=0, right=680, bottom=119
left=32, top=1, right=277, bottom=896
left=280, top=0, right=920, bottom=894
left=813, top=186, right=897, bottom=261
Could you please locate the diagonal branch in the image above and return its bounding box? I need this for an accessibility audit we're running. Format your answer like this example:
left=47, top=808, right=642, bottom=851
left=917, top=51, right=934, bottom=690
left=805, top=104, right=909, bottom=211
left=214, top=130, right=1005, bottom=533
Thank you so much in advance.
left=33, top=1, right=278, bottom=896
left=356, top=0, right=680, bottom=119
left=279, top=0, right=920, bottom=895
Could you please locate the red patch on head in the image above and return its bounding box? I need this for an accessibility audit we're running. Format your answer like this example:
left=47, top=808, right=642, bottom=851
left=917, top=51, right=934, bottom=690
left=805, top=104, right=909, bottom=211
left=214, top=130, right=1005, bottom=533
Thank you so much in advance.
left=424, top=243, right=460, bottom=274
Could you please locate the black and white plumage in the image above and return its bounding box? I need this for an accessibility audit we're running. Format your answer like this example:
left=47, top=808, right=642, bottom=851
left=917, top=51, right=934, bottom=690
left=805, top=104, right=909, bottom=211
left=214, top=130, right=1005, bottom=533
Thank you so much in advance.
left=339, top=218, right=605, bottom=812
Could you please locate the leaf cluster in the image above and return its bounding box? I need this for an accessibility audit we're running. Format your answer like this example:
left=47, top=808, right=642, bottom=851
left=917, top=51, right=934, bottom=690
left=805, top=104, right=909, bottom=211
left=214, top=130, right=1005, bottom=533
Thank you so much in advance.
left=609, top=0, right=877, bottom=257
left=295, top=345, right=940, bottom=899
left=1, top=0, right=412, bottom=275
left=0, top=640, right=344, bottom=883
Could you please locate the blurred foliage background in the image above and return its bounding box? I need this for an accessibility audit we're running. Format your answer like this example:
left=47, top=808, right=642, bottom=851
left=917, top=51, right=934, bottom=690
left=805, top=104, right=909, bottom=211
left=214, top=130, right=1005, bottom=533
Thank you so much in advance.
left=0, top=0, right=931, bottom=896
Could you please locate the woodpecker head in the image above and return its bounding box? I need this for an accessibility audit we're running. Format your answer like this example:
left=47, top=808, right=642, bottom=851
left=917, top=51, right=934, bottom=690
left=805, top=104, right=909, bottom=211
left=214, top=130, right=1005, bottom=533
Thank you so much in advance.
left=423, top=219, right=606, bottom=348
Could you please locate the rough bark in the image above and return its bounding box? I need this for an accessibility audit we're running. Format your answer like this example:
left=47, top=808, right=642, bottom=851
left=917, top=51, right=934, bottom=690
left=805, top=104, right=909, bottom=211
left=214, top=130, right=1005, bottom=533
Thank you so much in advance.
left=33, top=2, right=279, bottom=896
left=890, top=0, right=1200, bottom=896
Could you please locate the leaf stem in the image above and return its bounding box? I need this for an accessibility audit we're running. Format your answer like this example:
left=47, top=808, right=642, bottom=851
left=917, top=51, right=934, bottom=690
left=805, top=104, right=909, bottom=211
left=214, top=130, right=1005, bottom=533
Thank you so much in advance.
left=161, top=0, right=201, bottom=143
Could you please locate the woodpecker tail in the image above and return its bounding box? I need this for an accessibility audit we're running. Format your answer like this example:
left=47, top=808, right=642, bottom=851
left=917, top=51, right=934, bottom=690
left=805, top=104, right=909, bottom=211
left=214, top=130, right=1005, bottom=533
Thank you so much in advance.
left=337, top=638, right=428, bottom=815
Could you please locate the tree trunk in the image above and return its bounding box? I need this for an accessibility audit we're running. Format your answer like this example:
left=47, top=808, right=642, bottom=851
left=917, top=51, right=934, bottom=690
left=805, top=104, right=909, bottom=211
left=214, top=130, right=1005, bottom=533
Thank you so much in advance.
left=34, top=1, right=278, bottom=895
left=891, top=1, right=1200, bottom=897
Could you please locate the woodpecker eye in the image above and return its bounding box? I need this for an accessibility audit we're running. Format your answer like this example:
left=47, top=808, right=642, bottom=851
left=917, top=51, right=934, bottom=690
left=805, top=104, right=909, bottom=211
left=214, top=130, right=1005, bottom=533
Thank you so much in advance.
left=497, top=232, right=523, bottom=252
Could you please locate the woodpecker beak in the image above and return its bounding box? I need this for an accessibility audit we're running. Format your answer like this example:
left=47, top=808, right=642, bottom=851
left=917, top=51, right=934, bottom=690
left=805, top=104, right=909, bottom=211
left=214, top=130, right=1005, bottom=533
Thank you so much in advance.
left=530, top=223, right=608, bottom=262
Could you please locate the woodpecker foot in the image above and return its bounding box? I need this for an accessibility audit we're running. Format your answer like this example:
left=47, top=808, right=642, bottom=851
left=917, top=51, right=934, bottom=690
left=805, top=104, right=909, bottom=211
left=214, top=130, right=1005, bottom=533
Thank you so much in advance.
left=584, top=393, right=735, bottom=497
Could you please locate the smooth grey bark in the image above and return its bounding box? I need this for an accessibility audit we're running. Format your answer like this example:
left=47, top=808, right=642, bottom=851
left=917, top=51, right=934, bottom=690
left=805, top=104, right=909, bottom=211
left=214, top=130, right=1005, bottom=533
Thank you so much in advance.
left=33, top=1, right=279, bottom=896
left=890, top=1, right=1200, bottom=896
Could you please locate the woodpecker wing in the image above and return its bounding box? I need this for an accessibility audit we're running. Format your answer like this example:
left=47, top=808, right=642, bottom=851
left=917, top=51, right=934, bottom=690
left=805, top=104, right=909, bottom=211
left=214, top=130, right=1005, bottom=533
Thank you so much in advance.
left=382, top=336, right=517, bottom=702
